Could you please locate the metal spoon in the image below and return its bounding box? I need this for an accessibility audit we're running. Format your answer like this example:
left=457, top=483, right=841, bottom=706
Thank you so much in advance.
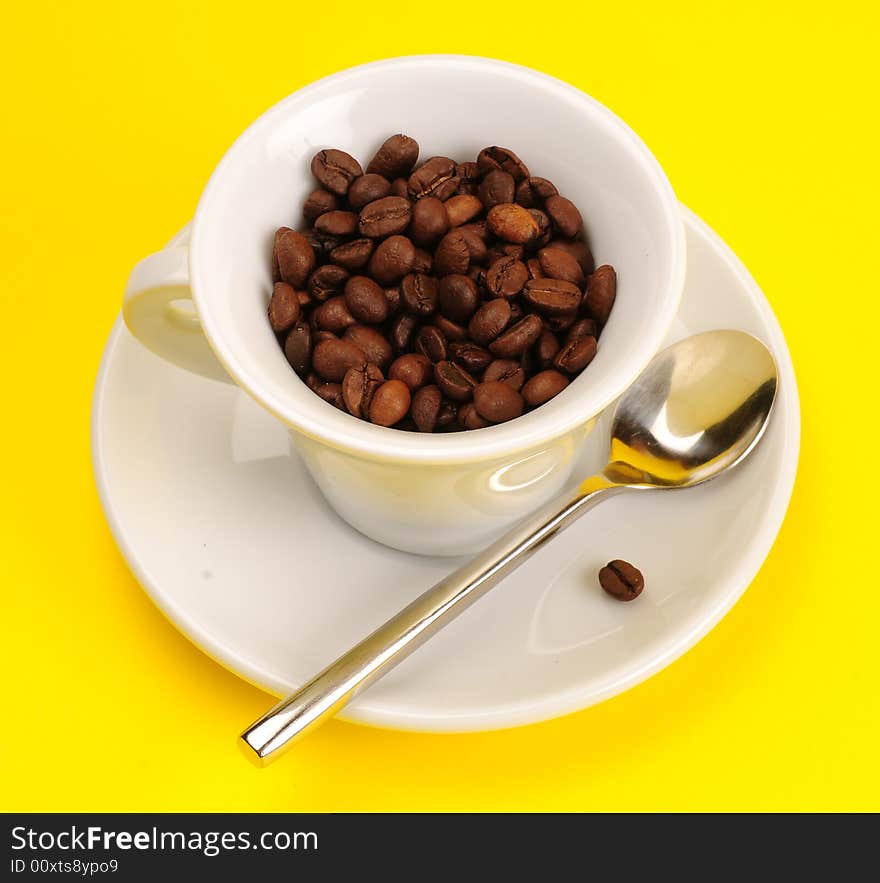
left=241, top=329, right=778, bottom=765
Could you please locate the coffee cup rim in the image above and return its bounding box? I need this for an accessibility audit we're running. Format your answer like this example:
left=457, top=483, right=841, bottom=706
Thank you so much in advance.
left=190, top=55, right=686, bottom=464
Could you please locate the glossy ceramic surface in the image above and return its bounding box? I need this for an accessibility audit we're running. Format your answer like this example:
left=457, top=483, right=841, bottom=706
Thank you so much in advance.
left=123, top=56, right=685, bottom=554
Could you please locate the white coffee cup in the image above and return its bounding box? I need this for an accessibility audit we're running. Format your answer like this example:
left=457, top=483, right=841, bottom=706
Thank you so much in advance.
left=123, top=56, right=685, bottom=556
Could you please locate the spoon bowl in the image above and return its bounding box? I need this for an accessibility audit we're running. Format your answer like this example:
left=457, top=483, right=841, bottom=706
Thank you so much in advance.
left=241, top=330, right=779, bottom=765
left=606, top=330, right=778, bottom=487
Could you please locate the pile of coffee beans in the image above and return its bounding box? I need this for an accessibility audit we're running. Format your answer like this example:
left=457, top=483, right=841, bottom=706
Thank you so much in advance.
left=268, top=134, right=617, bottom=431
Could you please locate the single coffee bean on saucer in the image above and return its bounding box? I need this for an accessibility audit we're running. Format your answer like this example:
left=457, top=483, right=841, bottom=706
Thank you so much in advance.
left=598, top=560, right=645, bottom=601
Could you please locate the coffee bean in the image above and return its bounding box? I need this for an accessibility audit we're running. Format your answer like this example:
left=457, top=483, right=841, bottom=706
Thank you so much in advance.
left=344, top=325, right=393, bottom=369
left=411, top=384, right=442, bottom=432
left=448, top=341, right=492, bottom=374
left=522, top=369, right=569, bottom=407
left=508, top=301, right=524, bottom=323
left=478, top=169, right=515, bottom=209
left=467, top=264, right=485, bottom=287
left=347, top=173, right=392, bottom=211
left=342, top=362, right=384, bottom=418
left=312, top=330, right=337, bottom=344
left=433, top=230, right=470, bottom=276
left=541, top=311, right=578, bottom=333
left=457, top=402, right=491, bottom=430
left=314, top=210, right=358, bottom=237
left=483, top=358, right=525, bottom=391
left=529, top=209, right=552, bottom=246
left=473, top=381, right=524, bottom=423
left=312, top=337, right=367, bottom=382
left=460, top=229, right=488, bottom=265
left=369, top=379, right=411, bottom=426
left=268, top=282, right=301, bottom=333
left=316, top=382, right=346, bottom=409
left=409, top=197, right=449, bottom=245
left=408, top=156, right=458, bottom=200
left=487, top=203, right=540, bottom=244
left=390, top=313, right=418, bottom=354
left=567, top=317, right=598, bottom=342
left=284, top=321, right=312, bottom=376
left=489, top=314, right=543, bottom=357
left=307, top=264, right=349, bottom=301
left=344, top=276, right=390, bottom=324
left=536, top=330, right=561, bottom=368
left=486, top=256, right=529, bottom=298
left=295, top=288, right=312, bottom=309
left=384, top=285, right=402, bottom=314
left=433, top=315, right=468, bottom=341
left=554, top=335, right=597, bottom=373
left=329, top=238, right=374, bottom=271
left=429, top=174, right=460, bottom=202
left=401, top=273, right=439, bottom=317
left=444, top=194, right=483, bottom=227
left=468, top=298, right=511, bottom=346
left=526, top=257, right=542, bottom=279
left=520, top=344, right=536, bottom=382
left=310, top=149, right=362, bottom=196
left=390, top=177, right=409, bottom=198
left=437, top=399, right=458, bottom=429
left=485, top=246, right=506, bottom=265
left=583, top=265, right=617, bottom=325
left=306, top=372, right=321, bottom=391
left=303, top=188, right=338, bottom=222
left=538, top=246, right=585, bottom=286
left=366, top=134, right=419, bottom=180
left=358, top=196, right=412, bottom=238
left=515, top=176, right=558, bottom=208
left=545, top=195, right=583, bottom=238
left=389, top=353, right=433, bottom=391
left=547, top=239, right=595, bottom=275
left=456, top=162, right=481, bottom=193
left=438, top=274, right=479, bottom=323
left=313, top=295, right=357, bottom=333
left=598, top=560, right=644, bottom=601
left=275, top=227, right=316, bottom=288
left=302, top=228, right=343, bottom=259
left=415, top=325, right=447, bottom=362
left=412, top=248, right=433, bottom=274
left=523, top=277, right=582, bottom=315
left=460, top=219, right=488, bottom=241
left=477, top=146, right=529, bottom=181
left=368, top=235, right=415, bottom=284
left=434, top=360, right=476, bottom=401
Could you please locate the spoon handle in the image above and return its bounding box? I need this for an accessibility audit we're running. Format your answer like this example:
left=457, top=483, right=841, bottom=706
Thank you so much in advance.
left=240, top=474, right=622, bottom=765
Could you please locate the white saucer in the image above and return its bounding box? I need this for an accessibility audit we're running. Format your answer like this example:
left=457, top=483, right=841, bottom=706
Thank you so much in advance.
left=91, top=206, right=800, bottom=732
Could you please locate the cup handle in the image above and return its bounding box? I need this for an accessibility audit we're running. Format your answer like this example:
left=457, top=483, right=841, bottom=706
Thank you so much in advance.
left=122, top=223, right=231, bottom=383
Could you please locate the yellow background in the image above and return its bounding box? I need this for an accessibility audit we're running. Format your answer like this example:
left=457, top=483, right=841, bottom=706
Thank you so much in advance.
left=1, top=1, right=877, bottom=811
